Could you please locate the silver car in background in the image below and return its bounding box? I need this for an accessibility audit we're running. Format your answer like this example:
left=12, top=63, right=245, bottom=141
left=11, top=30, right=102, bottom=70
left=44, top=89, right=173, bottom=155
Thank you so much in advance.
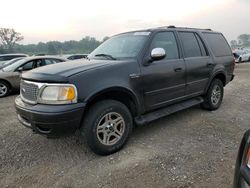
left=0, top=53, right=28, bottom=65
left=0, top=57, right=25, bottom=69
left=0, top=56, right=67, bottom=97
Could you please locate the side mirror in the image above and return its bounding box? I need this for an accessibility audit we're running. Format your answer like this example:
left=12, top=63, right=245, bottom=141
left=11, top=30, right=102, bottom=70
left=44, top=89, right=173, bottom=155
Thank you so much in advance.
left=150, top=48, right=166, bottom=61
left=17, top=67, right=23, bottom=72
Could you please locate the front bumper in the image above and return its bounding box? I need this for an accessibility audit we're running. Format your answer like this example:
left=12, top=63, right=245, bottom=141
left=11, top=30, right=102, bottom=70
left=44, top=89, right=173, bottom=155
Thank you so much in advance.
left=15, top=95, right=86, bottom=137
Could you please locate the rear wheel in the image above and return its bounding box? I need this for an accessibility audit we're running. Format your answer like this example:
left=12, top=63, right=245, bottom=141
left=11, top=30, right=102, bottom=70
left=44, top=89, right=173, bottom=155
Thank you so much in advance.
left=81, top=100, right=133, bottom=155
left=239, top=57, right=242, bottom=63
left=0, top=81, right=10, bottom=97
left=201, top=79, right=224, bottom=111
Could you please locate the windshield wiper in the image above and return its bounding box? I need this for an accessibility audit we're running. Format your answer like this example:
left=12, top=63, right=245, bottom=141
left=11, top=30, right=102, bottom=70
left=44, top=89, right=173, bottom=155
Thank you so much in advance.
left=95, top=53, right=116, bottom=60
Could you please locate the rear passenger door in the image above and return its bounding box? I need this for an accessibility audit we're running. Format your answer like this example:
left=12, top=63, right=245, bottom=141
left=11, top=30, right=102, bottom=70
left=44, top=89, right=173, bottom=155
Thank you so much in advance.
left=178, top=31, right=212, bottom=96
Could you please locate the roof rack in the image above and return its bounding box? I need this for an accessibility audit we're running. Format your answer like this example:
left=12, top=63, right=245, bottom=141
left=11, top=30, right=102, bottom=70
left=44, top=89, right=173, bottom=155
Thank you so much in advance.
left=155, top=25, right=212, bottom=31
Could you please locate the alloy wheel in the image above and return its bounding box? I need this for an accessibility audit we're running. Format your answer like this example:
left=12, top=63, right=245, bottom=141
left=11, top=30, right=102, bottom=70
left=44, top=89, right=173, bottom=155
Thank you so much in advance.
left=96, top=112, right=125, bottom=146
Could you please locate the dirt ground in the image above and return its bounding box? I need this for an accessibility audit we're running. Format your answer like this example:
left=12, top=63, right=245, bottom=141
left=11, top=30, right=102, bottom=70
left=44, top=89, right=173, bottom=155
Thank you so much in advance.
left=0, top=63, right=250, bottom=188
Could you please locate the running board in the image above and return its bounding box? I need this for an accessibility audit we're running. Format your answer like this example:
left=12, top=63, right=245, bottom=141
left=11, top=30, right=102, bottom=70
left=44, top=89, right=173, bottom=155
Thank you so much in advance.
left=135, top=97, right=204, bottom=125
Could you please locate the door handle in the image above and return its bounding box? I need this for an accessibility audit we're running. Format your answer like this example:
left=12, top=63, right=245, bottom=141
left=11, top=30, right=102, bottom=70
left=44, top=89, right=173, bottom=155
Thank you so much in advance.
left=174, top=67, right=182, bottom=72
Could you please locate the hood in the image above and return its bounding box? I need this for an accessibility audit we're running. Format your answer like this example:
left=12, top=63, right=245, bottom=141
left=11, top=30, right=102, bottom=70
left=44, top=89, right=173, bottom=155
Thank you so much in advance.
left=22, top=59, right=113, bottom=83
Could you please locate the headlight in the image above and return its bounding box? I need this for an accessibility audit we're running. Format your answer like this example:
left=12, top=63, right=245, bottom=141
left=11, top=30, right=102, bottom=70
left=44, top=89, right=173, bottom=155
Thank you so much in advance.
left=39, top=84, right=77, bottom=104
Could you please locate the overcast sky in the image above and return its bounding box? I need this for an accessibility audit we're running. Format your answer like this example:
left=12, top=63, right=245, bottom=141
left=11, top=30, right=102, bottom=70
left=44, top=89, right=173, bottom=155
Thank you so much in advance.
left=1, top=0, right=249, bottom=44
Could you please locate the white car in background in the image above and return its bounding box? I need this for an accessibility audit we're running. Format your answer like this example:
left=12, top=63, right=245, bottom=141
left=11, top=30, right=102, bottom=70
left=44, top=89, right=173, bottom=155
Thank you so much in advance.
left=234, top=49, right=250, bottom=63
left=0, top=54, right=28, bottom=65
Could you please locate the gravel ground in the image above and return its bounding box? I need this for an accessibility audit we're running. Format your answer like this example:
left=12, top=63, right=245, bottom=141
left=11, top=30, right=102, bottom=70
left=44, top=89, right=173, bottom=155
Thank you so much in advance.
left=0, top=63, right=250, bottom=188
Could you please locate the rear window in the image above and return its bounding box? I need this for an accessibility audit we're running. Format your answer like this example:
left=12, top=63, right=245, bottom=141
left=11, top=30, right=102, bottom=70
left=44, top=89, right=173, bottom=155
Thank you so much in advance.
left=203, top=33, right=232, bottom=57
left=0, top=55, right=26, bottom=61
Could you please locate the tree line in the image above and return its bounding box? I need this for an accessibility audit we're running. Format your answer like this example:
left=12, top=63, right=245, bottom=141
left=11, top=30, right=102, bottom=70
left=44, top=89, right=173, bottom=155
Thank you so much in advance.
left=1, top=28, right=249, bottom=54
left=0, top=28, right=109, bottom=55
left=230, top=34, right=250, bottom=49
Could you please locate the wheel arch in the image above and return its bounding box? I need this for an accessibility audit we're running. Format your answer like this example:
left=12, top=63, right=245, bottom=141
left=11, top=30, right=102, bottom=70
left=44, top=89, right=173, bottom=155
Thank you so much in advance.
left=84, top=87, right=140, bottom=117
left=0, top=79, right=12, bottom=89
left=205, top=71, right=226, bottom=92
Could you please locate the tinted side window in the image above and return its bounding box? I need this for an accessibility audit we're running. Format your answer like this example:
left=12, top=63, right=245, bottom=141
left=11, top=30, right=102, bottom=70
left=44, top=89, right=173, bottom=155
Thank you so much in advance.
left=203, top=33, right=232, bottom=57
left=3, top=56, right=13, bottom=61
left=36, top=59, right=45, bottom=67
left=179, top=32, right=201, bottom=58
left=44, top=59, right=54, bottom=65
left=150, top=32, right=179, bottom=60
left=46, top=59, right=62, bottom=64
left=21, top=61, right=34, bottom=70
left=195, top=34, right=207, bottom=56
left=52, top=59, right=64, bottom=63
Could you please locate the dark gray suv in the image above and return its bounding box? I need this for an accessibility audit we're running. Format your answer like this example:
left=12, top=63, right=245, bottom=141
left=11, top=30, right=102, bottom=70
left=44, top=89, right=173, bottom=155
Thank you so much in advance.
left=15, top=26, right=235, bottom=155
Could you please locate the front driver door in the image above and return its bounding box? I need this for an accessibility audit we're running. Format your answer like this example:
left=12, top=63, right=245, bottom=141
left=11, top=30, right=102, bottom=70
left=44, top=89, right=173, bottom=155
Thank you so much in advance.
left=141, top=31, right=186, bottom=111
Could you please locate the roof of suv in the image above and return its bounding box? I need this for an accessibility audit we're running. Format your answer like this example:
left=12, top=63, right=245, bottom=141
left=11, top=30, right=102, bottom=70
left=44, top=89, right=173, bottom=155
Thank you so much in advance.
left=117, top=25, right=218, bottom=36
left=149, top=25, right=213, bottom=31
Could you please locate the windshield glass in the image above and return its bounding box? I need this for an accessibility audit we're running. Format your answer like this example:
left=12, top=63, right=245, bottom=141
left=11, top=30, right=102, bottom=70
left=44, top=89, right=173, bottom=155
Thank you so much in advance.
left=88, top=32, right=150, bottom=59
left=3, top=57, right=23, bottom=66
left=2, top=58, right=27, bottom=72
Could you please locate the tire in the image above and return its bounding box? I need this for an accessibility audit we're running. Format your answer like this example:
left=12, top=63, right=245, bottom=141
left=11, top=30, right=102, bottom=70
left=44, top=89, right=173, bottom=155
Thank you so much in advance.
left=248, top=57, right=250, bottom=62
left=81, top=100, right=133, bottom=155
left=239, top=57, right=242, bottom=63
left=201, top=79, right=224, bottom=111
left=0, top=80, right=10, bottom=98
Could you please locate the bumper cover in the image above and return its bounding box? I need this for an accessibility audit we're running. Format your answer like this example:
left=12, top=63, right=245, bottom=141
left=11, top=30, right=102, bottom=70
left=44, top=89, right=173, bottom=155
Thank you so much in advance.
left=15, top=95, right=86, bottom=137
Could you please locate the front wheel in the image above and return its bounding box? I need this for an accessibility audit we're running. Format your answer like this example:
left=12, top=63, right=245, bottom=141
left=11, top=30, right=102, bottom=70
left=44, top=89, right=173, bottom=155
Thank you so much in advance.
left=201, top=79, right=224, bottom=111
left=81, top=100, right=133, bottom=155
left=0, top=81, right=10, bottom=98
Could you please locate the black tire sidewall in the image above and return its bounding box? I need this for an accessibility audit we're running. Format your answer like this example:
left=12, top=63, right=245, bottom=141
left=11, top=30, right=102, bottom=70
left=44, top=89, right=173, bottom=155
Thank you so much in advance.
left=239, top=57, right=242, bottom=63
left=204, top=79, right=224, bottom=110
left=82, top=100, right=132, bottom=155
left=0, top=81, right=10, bottom=97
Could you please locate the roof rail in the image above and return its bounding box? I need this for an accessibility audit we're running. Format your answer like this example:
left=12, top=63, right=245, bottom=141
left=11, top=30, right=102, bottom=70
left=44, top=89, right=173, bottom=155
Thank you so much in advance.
left=154, top=25, right=212, bottom=31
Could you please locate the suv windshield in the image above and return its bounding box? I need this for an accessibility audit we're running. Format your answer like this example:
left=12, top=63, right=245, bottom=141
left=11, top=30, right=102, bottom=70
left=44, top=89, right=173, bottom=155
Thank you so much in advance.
left=88, top=32, right=150, bottom=60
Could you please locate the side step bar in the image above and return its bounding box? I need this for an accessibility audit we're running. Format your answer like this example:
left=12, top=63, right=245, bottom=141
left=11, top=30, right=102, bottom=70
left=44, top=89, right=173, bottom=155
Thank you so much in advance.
left=135, top=97, right=204, bottom=125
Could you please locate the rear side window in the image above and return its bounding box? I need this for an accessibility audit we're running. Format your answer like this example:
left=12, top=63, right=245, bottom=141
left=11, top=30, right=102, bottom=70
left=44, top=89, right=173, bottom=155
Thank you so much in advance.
left=179, top=32, right=202, bottom=58
left=0, top=55, right=26, bottom=61
left=203, top=33, right=232, bottom=57
left=1, top=56, right=13, bottom=61
left=195, top=34, right=208, bottom=56
left=150, top=32, right=179, bottom=60
left=21, top=61, right=34, bottom=71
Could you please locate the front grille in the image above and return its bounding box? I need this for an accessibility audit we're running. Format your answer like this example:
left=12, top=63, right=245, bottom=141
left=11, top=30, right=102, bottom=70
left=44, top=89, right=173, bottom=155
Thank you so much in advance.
left=20, top=80, right=39, bottom=104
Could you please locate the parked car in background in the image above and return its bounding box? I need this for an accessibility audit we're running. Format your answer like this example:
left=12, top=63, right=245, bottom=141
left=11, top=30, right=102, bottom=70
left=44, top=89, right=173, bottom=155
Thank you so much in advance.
left=234, top=129, right=250, bottom=188
left=0, top=56, right=67, bottom=97
left=0, top=57, right=25, bottom=69
left=0, top=54, right=28, bottom=65
left=234, top=50, right=250, bottom=63
left=15, top=26, right=235, bottom=155
left=66, top=54, right=88, bottom=60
